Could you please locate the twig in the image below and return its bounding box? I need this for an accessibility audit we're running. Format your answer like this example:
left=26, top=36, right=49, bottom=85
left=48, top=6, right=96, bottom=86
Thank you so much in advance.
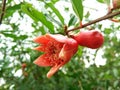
left=67, top=10, right=120, bottom=33
left=64, top=25, right=68, bottom=35
left=0, top=0, right=6, bottom=25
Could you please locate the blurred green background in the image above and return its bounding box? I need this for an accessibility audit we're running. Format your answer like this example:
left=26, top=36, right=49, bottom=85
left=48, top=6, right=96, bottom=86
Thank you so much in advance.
left=0, top=0, right=120, bottom=90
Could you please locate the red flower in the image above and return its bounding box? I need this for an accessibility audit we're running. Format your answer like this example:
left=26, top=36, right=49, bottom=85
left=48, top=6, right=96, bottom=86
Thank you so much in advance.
left=33, top=34, right=78, bottom=78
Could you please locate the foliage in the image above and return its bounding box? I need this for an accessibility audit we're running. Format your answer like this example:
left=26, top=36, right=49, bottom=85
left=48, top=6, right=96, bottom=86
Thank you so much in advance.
left=0, top=0, right=120, bottom=90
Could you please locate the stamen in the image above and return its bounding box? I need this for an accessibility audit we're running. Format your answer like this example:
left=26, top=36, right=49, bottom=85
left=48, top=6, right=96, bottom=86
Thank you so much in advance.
left=46, top=41, right=64, bottom=66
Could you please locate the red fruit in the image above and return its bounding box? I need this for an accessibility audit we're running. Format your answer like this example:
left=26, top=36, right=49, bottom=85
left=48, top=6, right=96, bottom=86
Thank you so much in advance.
left=72, top=30, right=104, bottom=49
left=112, top=0, right=120, bottom=9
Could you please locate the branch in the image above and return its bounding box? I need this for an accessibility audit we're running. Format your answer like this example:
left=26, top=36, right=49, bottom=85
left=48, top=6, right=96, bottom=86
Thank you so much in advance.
left=0, top=0, right=6, bottom=25
left=67, top=10, right=120, bottom=33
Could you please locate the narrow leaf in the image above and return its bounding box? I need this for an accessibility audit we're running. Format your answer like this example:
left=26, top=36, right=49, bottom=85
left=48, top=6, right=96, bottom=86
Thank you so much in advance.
left=1, top=32, right=17, bottom=39
left=1, top=32, right=28, bottom=41
left=5, top=3, right=22, bottom=18
left=104, top=0, right=110, bottom=5
left=46, top=3, right=64, bottom=25
left=68, top=14, right=77, bottom=26
left=71, top=0, right=83, bottom=21
left=97, top=0, right=105, bottom=3
left=21, top=3, right=54, bottom=33
left=51, top=0, right=59, bottom=4
left=45, top=14, right=63, bottom=27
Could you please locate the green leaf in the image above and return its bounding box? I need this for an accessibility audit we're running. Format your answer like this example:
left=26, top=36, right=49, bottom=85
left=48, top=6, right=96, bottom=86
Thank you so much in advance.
left=1, top=32, right=28, bottom=41
left=18, top=35, right=28, bottom=40
left=7, top=0, right=13, bottom=4
left=104, top=0, right=110, bottom=5
left=104, top=28, right=112, bottom=35
left=39, top=26, right=46, bottom=35
left=45, top=13, right=63, bottom=27
left=113, top=68, right=118, bottom=77
left=76, top=46, right=83, bottom=57
left=97, top=0, right=110, bottom=4
left=4, top=3, right=22, bottom=18
left=21, top=3, right=54, bottom=33
left=46, top=2, right=64, bottom=25
left=68, top=14, right=77, bottom=26
left=1, top=32, right=17, bottom=39
left=51, top=0, right=59, bottom=4
left=85, top=11, right=90, bottom=18
left=71, top=0, right=83, bottom=21
left=97, top=0, right=105, bottom=3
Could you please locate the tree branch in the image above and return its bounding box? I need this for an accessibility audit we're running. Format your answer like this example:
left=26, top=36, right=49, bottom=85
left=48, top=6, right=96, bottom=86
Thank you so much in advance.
left=67, top=10, right=120, bottom=33
left=0, top=0, right=6, bottom=25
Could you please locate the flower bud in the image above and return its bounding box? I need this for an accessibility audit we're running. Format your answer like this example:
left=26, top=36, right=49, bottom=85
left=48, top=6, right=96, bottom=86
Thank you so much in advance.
left=72, top=30, right=104, bottom=49
left=112, top=0, right=120, bottom=9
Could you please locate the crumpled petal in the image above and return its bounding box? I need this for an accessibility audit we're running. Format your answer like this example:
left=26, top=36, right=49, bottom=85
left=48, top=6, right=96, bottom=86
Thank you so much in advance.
left=46, top=34, right=68, bottom=43
left=33, top=54, right=52, bottom=67
left=34, top=35, right=50, bottom=44
left=59, top=38, right=78, bottom=61
left=33, top=45, right=47, bottom=52
left=47, top=63, right=64, bottom=78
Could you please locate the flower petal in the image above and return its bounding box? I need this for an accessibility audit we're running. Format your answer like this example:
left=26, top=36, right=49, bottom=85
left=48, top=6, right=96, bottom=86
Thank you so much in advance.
left=46, top=34, right=68, bottom=43
left=47, top=63, right=63, bottom=78
left=59, top=38, right=78, bottom=61
left=33, top=54, right=52, bottom=67
left=33, top=35, right=50, bottom=44
left=33, top=45, right=46, bottom=52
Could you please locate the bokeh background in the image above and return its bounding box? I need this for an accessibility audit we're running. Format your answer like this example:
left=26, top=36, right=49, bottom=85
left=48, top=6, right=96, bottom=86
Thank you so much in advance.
left=0, top=0, right=120, bottom=90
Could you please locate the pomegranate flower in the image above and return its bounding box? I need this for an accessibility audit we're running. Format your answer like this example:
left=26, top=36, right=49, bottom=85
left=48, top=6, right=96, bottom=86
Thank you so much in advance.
left=33, top=34, right=78, bottom=78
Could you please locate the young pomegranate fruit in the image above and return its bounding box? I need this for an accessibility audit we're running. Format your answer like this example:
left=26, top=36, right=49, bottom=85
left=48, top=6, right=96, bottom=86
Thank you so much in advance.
left=71, top=30, right=104, bottom=49
left=112, top=0, right=120, bottom=9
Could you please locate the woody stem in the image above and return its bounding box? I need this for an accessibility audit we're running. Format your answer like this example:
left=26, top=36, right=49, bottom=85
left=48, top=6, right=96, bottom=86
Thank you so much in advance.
left=67, top=10, right=120, bottom=33
left=0, top=0, right=6, bottom=25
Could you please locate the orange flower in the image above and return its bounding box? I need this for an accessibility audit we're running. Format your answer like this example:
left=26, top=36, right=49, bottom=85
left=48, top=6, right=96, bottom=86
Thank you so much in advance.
left=33, top=34, right=78, bottom=78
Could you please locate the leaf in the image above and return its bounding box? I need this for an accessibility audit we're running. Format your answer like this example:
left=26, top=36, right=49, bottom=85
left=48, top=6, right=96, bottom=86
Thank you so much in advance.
left=97, top=0, right=105, bottom=3
left=76, top=46, right=83, bottom=57
left=46, top=2, right=64, bottom=25
left=7, top=0, right=13, bottom=4
left=51, top=0, right=59, bottom=4
left=104, top=28, right=112, bottom=35
left=4, top=3, right=22, bottom=18
left=71, top=0, right=83, bottom=21
left=104, top=0, right=110, bottom=5
left=18, top=35, right=28, bottom=40
left=32, top=23, right=46, bottom=35
left=21, top=3, right=54, bottom=33
left=97, top=0, right=110, bottom=4
left=97, top=24, right=102, bottom=30
left=39, top=26, right=46, bottom=35
left=113, top=68, right=118, bottom=77
left=68, top=14, right=77, bottom=26
left=84, top=11, right=90, bottom=18
left=45, top=13, right=63, bottom=27
left=1, top=32, right=28, bottom=41
left=1, top=32, right=17, bottom=39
